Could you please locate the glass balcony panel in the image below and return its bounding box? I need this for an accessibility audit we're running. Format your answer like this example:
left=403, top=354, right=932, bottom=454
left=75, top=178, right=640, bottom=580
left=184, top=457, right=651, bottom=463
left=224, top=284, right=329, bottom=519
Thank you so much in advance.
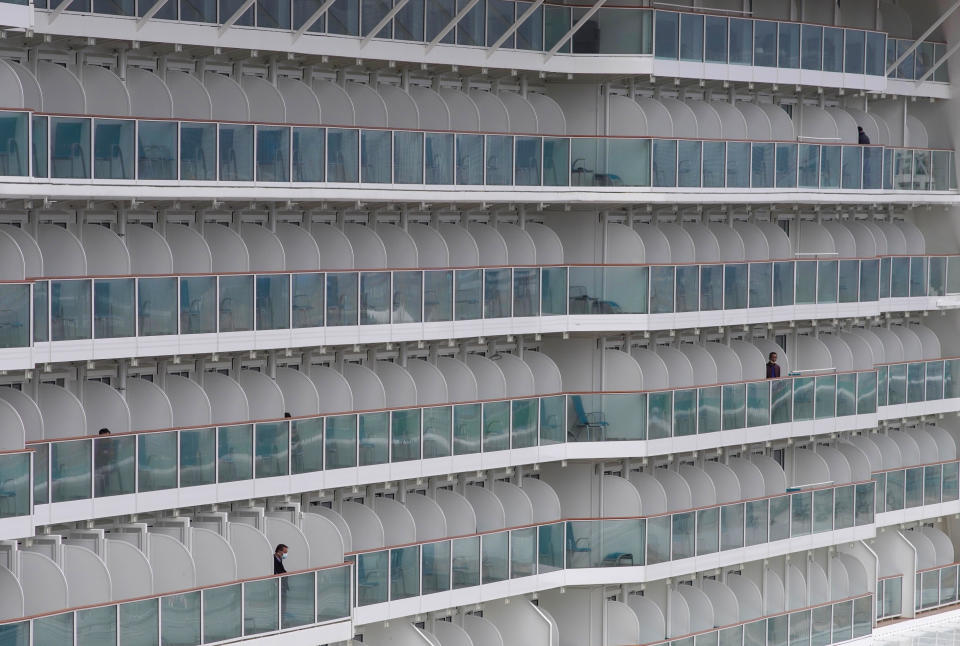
left=484, top=135, right=513, bottom=185
left=179, top=276, right=216, bottom=334
left=452, top=403, right=482, bottom=454
left=326, top=414, right=358, bottom=468
left=203, top=584, right=243, bottom=643
left=424, top=270, right=453, bottom=321
left=929, top=256, right=947, bottom=296
left=722, top=384, right=746, bottom=430
left=514, top=2, right=543, bottom=51
left=452, top=536, right=480, bottom=588
left=789, top=610, right=811, bottom=646
left=424, top=132, right=454, bottom=184
left=645, top=515, right=670, bottom=564
left=360, top=271, right=391, bottom=324
left=907, top=363, right=925, bottom=403
left=655, top=10, right=679, bottom=59
left=603, top=267, right=647, bottom=313
left=921, top=570, right=940, bottom=609
left=873, top=474, right=885, bottom=513
left=700, top=264, right=724, bottom=310
left=649, top=265, right=675, bottom=314
left=844, top=29, right=866, bottom=73
left=745, top=620, right=766, bottom=646
left=704, top=15, right=728, bottom=62
left=944, top=462, right=959, bottom=501
left=327, top=129, right=359, bottom=182
left=720, top=627, right=743, bottom=646
left=218, top=425, right=253, bottom=482
left=648, top=391, right=672, bottom=440
left=361, top=130, right=391, bottom=183
left=482, top=532, right=509, bottom=582
left=218, top=124, right=253, bottom=181
left=94, top=435, right=134, bottom=497
left=819, top=145, right=841, bottom=188
left=326, top=272, right=359, bottom=326
left=745, top=499, right=768, bottom=546
left=291, top=273, right=324, bottom=328
left=836, top=373, right=856, bottom=416
left=771, top=379, right=792, bottom=424
left=833, top=485, right=854, bottom=529
left=671, top=512, right=694, bottom=559
left=890, top=257, right=909, bottom=297
left=357, top=552, right=389, bottom=605
left=219, top=275, right=253, bottom=332
left=769, top=614, right=788, bottom=646
left=866, top=31, right=886, bottom=76
left=328, top=0, right=359, bottom=35
left=893, top=149, right=914, bottom=190
left=284, top=418, right=322, bottom=475
left=0, top=284, right=28, bottom=349
left=256, top=126, right=290, bottom=182
left=769, top=495, right=790, bottom=541
left=511, top=527, right=537, bottom=578
left=652, top=139, right=677, bottom=187
left=674, top=265, right=698, bottom=313
left=797, top=144, right=819, bottom=188
left=679, top=13, right=704, bottom=60
left=600, top=519, right=642, bottom=566
left=543, top=138, right=570, bottom=186
left=244, top=578, right=279, bottom=633
left=809, top=606, right=831, bottom=646
left=790, top=491, right=812, bottom=536
left=538, top=523, right=564, bottom=572
left=927, top=361, right=944, bottom=400
left=422, top=541, right=451, bottom=594
left=0, top=110, right=28, bottom=179
left=483, top=401, right=510, bottom=452
left=948, top=360, right=960, bottom=399
left=775, top=143, right=798, bottom=187
left=801, top=24, right=823, bottom=70
left=455, top=269, right=482, bottom=320
left=754, top=20, right=777, bottom=66
left=778, top=22, right=800, bottom=68
left=885, top=469, right=904, bottom=511
left=576, top=393, right=646, bottom=441
left=390, top=546, right=420, bottom=600
left=924, top=465, right=942, bottom=505
left=92, top=278, right=134, bottom=339
left=698, top=386, right=722, bottom=434
left=456, top=0, right=484, bottom=45
left=855, top=482, right=874, bottom=525
left=362, top=0, right=391, bottom=37
left=32, top=443, right=49, bottom=505
left=179, top=122, right=216, bottom=180
left=77, top=606, right=116, bottom=646
left=33, top=280, right=48, bottom=343
left=51, top=279, right=92, bottom=341
left=513, top=137, right=542, bottom=186
left=772, top=262, right=794, bottom=306
left=391, top=409, right=421, bottom=461
left=725, top=263, right=748, bottom=309
left=752, top=142, right=774, bottom=187
left=673, top=389, right=697, bottom=436
left=456, top=134, right=483, bottom=184
left=881, top=578, right=902, bottom=619
left=910, top=257, right=928, bottom=297
left=696, top=507, right=720, bottom=555
left=816, top=260, right=838, bottom=303
left=293, top=127, right=325, bottom=182
left=941, top=567, right=957, bottom=605
left=747, top=381, right=770, bottom=427
left=278, top=572, right=316, bottom=628
left=539, top=395, right=565, bottom=445
left=135, top=121, right=177, bottom=180
left=255, top=274, right=290, bottom=331
left=792, top=377, right=814, bottom=421
left=721, top=503, right=745, bottom=550
left=425, top=0, right=455, bottom=44
left=728, top=17, right=752, bottom=64
left=51, top=117, right=91, bottom=179
left=726, top=141, right=750, bottom=187
left=255, top=422, right=289, bottom=478
left=138, top=431, right=177, bottom=492
left=863, top=146, right=883, bottom=188
left=0, top=452, right=29, bottom=518
left=816, top=25, right=843, bottom=72
left=511, top=398, right=538, bottom=449
left=840, top=146, right=862, bottom=189
left=161, top=591, right=201, bottom=645
left=814, top=376, right=836, bottom=419
left=933, top=150, right=952, bottom=190
left=32, top=115, right=48, bottom=178
left=677, top=140, right=701, bottom=187
left=390, top=270, right=423, bottom=324
left=603, top=139, right=651, bottom=186
left=180, top=428, right=216, bottom=486
left=812, top=488, right=833, bottom=533
left=539, top=267, right=566, bottom=316
left=905, top=467, right=923, bottom=508
left=119, top=598, right=159, bottom=646
left=135, top=277, right=177, bottom=336
left=858, top=259, right=879, bottom=302
left=484, top=268, right=512, bottom=318
left=359, top=412, right=389, bottom=466
left=837, top=260, right=859, bottom=303
left=880, top=257, right=892, bottom=298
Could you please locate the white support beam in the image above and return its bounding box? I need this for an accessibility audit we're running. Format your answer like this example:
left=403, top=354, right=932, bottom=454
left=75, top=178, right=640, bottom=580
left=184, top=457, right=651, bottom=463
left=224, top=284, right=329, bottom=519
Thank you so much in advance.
left=543, top=0, right=607, bottom=61
left=425, top=0, right=482, bottom=54
left=486, top=0, right=544, bottom=58
left=917, top=38, right=960, bottom=83
left=886, top=0, right=960, bottom=76
left=47, top=0, right=76, bottom=24
left=360, top=0, right=410, bottom=47
left=291, top=0, right=338, bottom=42
left=137, top=0, right=172, bottom=29
left=219, top=0, right=257, bottom=35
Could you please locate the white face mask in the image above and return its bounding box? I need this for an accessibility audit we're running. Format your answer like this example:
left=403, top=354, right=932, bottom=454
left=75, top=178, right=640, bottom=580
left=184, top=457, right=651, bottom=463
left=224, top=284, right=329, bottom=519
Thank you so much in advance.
left=281, top=554, right=288, bottom=560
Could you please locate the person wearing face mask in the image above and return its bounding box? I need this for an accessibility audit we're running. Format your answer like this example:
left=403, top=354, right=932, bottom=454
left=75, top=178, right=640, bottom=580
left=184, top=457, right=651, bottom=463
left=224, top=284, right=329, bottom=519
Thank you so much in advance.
left=274, top=544, right=288, bottom=575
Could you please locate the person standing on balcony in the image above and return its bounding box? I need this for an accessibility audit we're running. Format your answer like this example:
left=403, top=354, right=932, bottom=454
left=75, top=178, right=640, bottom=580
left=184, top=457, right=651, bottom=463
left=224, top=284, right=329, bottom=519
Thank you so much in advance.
left=766, top=353, right=781, bottom=379
left=274, top=544, right=288, bottom=574
left=858, top=127, right=871, bottom=145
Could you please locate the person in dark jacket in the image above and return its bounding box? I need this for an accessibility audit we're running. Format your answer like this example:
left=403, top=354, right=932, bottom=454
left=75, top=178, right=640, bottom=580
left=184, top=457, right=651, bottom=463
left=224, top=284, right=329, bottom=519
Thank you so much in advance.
left=274, top=544, right=288, bottom=574
left=858, top=127, right=871, bottom=145
left=766, top=352, right=781, bottom=379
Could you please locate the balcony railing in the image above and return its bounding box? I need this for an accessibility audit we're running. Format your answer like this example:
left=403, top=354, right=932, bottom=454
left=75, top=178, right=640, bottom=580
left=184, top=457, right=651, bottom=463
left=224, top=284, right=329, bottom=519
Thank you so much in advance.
left=346, top=480, right=873, bottom=608
left=916, top=563, right=960, bottom=613
left=0, top=562, right=352, bottom=645
left=873, top=457, right=960, bottom=515
left=877, top=574, right=903, bottom=620
left=0, top=368, right=878, bottom=522
left=0, top=254, right=956, bottom=351
left=0, top=110, right=953, bottom=192
left=877, top=358, right=960, bottom=408
left=887, top=38, right=950, bottom=82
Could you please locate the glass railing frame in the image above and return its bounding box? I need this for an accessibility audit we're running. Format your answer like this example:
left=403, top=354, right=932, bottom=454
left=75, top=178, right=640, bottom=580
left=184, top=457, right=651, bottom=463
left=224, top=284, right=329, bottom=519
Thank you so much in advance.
left=876, top=574, right=903, bottom=620
left=915, top=562, right=960, bottom=613
left=872, top=455, right=960, bottom=514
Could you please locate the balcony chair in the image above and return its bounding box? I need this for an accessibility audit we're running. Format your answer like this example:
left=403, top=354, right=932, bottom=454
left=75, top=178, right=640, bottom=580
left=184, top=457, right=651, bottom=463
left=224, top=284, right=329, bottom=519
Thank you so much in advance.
left=569, top=395, right=608, bottom=442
